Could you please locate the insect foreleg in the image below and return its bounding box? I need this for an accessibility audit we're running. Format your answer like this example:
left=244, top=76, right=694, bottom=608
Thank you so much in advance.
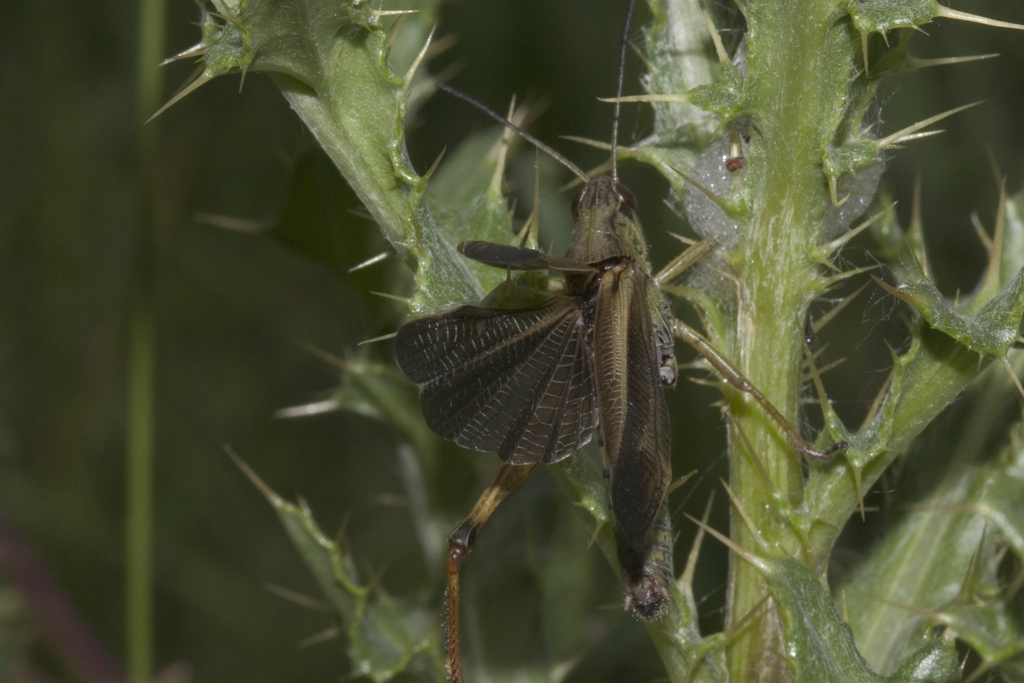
left=445, top=462, right=538, bottom=683
left=671, top=320, right=846, bottom=461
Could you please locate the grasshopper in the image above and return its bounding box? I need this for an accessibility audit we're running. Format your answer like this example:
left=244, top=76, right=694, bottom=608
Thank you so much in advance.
left=396, top=172, right=681, bottom=683
left=393, top=5, right=843, bottom=680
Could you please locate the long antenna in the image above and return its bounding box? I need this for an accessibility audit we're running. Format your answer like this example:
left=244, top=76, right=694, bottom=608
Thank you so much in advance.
left=435, top=82, right=589, bottom=182
left=611, top=0, right=636, bottom=184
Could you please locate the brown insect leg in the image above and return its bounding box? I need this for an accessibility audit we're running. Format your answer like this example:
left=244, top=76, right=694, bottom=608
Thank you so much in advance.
left=445, top=463, right=538, bottom=683
left=653, top=239, right=718, bottom=288
left=672, top=321, right=847, bottom=460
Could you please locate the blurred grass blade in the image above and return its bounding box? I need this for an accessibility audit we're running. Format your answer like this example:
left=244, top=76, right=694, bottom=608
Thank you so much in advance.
left=125, top=0, right=168, bottom=677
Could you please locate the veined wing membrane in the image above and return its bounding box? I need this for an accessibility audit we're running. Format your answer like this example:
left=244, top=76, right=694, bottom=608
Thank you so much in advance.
left=395, top=297, right=598, bottom=465
left=593, top=263, right=671, bottom=548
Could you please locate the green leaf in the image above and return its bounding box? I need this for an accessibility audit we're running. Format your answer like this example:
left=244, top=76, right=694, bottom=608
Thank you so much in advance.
left=425, top=127, right=519, bottom=295
left=180, top=0, right=479, bottom=313
left=871, top=186, right=1024, bottom=358
left=759, top=557, right=958, bottom=683
left=807, top=324, right=988, bottom=553
left=837, top=371, right=1024, bottom=678
left=808, top=190, right=1024, bottom=549
left=642, top=0, right=720, bottom=147
left=944, top=603, right=1024, bottom=679
left=873, top=271, right=1024, bottom=357
left=845, top=0, right=940, bottom=36
left=235, top=455, right=445, bottom=681
left=686, top=67, right=744, bottom=120
left=980, top=485, right=1024, bottom=563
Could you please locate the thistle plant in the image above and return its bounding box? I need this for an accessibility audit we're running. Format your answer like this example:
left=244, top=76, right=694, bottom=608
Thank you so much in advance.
left=165, top=0, right=1024, bottom=680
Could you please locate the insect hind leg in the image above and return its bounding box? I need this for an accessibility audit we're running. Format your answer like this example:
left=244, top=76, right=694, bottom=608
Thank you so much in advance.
left=445, top=463, right=538, bottom=683
left=671, top=321, right=846, bottom=461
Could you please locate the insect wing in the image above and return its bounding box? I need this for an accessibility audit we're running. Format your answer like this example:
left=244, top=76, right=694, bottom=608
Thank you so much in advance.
left=395, top=297, right=598, bottom=465
left=593, top=264, right=671, bottom=548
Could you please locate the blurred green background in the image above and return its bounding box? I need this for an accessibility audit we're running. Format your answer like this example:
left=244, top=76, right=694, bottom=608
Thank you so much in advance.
left=1, top=0, right=1022, bottom=681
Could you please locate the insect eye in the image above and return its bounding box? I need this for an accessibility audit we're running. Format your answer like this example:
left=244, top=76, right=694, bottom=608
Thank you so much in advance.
left=571, top=186, right=584, bottom=220
left=615, top=183, right=637, bottom=212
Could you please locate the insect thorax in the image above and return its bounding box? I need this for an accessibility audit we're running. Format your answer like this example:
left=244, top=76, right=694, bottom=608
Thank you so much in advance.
left=565, top=177, right=650, bottom=267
